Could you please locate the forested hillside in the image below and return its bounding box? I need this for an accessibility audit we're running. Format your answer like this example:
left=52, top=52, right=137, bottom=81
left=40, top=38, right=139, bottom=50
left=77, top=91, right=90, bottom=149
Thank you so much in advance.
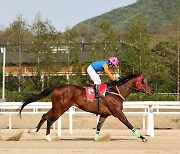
left=0, top=0, right=179, bottom=101
left=75, top=0, right=179, bottom=32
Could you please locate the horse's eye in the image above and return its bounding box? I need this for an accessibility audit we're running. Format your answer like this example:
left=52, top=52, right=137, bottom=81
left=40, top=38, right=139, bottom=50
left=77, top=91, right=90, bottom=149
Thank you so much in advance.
left=142, top=78, right=148, bottom=84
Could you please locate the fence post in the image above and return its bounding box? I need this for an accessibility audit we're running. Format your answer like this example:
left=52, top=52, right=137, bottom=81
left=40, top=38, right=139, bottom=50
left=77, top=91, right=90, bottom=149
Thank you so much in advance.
left=57, top=116, right=62, bottom=136
left=147, top=104, right=154, bottom=137
left=69, top=107, right=73, bottom=134
left=9, top=114, right=12, bottom=129
left=143, top=114, right=146, bottom=130
left=53, top=122, right=56, bottom=129
left=143, top=108, right=147, bottom=130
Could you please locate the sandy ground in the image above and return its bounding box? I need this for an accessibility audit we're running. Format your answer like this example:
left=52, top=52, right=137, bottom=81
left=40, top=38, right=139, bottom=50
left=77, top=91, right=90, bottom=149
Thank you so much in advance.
left=0, top=113, right=180, bottom=154
left=0, top=129, right=180, bottom=154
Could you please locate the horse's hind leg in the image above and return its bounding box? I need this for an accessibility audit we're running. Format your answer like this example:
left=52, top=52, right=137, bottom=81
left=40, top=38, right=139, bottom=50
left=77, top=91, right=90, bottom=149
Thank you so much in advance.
left=94, top=115, right=108, bottom=141
left=28, top=109, right=52, bottom=134
left=36, top=109, right=52, bottom=132
left=45, top=106, right=68, bottom=141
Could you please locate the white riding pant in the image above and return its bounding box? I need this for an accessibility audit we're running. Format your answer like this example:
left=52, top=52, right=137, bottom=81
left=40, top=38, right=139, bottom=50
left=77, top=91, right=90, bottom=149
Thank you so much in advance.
left=87, top=65, right=101, bottom=85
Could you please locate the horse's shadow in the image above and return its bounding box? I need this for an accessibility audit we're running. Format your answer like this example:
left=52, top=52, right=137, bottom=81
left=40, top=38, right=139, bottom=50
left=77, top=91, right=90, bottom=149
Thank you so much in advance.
left=59, top=137, right=136, bottom=141
left=19, top=137, right=137, bottom=142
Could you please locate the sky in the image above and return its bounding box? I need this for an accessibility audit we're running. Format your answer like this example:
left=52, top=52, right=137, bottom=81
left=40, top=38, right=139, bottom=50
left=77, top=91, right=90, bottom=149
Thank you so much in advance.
left=0, top=0, right=137, bottom=32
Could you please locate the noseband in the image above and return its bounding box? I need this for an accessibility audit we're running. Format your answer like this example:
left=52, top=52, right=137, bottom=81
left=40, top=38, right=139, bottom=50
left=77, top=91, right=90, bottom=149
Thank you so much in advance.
left=130, top=75, right=149, bottom=94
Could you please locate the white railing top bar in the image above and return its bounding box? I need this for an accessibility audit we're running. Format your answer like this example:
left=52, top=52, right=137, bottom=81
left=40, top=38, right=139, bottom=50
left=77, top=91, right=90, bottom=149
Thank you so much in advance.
left=124, top=101, right=180, bottom=106
left=0, top=101, right=180, bottom=109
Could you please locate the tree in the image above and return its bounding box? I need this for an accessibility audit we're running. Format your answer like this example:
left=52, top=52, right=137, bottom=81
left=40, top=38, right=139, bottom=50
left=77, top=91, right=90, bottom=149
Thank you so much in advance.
left=30, top=12, right=59, bottom=89
left=151, top=13, right=179, bottom=97
left=4, top=14, right=30, bottom=92
left=89, top=20, right=119, bottom=61
left=61, top=28, right=83, bottom=84
left=123, top=16, right=151, bottom=76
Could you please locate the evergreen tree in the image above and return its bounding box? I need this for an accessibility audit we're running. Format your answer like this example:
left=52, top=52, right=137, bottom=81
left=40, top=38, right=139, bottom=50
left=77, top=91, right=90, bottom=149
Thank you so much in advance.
left=123, top=16, right=151, bottom=76
left=30, top=12, right=58, bottom=89
left=4, top=14, right=30, bottom=92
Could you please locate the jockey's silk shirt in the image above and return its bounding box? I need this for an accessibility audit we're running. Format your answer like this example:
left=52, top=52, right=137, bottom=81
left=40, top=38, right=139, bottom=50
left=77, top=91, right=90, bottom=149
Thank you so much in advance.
left=90, top=60, right=109, bottom=72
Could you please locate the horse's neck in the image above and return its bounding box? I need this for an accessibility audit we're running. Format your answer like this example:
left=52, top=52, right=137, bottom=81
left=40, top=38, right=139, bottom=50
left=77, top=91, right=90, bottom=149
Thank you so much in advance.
left=119, top=78, right=137, bottom=98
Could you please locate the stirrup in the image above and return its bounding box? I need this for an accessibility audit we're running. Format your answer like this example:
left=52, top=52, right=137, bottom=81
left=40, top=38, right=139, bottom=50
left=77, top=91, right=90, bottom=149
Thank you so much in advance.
left=95, top=93, right=104, bottom=99
left=95, top=93, right=100, bottom=98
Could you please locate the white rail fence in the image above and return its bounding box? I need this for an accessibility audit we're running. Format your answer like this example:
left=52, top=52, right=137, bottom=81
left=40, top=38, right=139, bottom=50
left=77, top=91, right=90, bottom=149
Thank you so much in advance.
left=0, top=101, right=180, bottom=137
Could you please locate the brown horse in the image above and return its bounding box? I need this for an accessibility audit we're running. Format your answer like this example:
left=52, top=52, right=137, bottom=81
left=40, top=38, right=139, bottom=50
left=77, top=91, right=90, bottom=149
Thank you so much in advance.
left=19, top=74, right=154, bottom=142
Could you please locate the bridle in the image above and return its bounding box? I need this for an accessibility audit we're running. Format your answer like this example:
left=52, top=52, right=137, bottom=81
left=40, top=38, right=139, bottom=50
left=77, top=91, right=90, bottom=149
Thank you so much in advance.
left=107, top=75, right=150, bottom=98
left=126, top=75, right=149, bottom=94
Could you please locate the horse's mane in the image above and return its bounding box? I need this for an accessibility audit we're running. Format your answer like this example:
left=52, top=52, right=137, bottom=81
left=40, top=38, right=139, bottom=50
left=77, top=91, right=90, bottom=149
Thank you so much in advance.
left=108, top=74, right=138, bottom=88
left=118, top=74, right=138, bottom=84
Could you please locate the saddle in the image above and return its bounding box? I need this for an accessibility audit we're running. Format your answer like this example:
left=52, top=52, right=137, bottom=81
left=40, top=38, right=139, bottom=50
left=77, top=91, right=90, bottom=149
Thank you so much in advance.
left=85, top=83, right=107, bottom=100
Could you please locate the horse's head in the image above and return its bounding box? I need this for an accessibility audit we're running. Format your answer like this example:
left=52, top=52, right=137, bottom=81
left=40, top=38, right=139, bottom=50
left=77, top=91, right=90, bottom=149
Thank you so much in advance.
left=135, top=75, right=154, bottom=95
left=108, top=74, right=154, bottom=95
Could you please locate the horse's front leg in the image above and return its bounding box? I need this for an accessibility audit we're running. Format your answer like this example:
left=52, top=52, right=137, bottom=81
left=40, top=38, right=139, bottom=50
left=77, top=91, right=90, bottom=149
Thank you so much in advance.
left=94, top=115, right=108, bottom=141
left=116, top=111, right=147, bottom=143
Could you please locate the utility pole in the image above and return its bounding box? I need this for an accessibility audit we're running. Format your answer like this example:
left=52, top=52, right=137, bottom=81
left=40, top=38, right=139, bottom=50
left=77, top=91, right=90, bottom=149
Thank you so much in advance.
left=1, top=47, right=6, bottom=100
left=177, top=42, right=179, bottom=101
left=176, top=17, right=179, bottom=101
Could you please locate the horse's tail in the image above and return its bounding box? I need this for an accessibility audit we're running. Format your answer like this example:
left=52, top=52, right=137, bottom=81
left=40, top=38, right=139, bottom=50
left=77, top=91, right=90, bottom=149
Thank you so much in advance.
left=19, top=85, right=57, bottom=118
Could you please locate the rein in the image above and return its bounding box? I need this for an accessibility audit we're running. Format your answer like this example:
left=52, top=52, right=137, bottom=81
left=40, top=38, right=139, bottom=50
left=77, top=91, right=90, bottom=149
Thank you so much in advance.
left=125, top=85, right=146, bottom=93
left=117, top=82, right=148, bottom=94
left=106, top=76, right=148, bottom=99
left=106, top=91, right=126, bottom=100
left=115, top=86, right=126, bottom=100
left=106, top=82, right=126, bottom=100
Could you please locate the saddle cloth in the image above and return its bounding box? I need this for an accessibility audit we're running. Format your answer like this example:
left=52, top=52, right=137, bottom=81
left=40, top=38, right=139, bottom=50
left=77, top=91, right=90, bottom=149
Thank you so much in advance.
left=85, top=84, right=107, bottom=99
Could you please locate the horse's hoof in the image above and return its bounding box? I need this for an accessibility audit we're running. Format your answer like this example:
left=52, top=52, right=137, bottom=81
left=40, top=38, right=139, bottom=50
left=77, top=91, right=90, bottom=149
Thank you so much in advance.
left=46, top=135, right=52, bottom=142
left=28, top=128, right=37, bottom=134
left=94, top=134, right=99, bottom=141
left=142, top=138, right=148, bottom=143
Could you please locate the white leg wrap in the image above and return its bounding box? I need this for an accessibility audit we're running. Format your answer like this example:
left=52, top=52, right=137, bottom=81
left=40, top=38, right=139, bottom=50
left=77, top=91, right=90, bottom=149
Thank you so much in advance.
left=46, top=134, right=52, bottom=142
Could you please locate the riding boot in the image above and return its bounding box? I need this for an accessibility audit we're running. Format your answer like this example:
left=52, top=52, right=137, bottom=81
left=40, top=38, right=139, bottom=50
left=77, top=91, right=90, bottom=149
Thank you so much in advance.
left=94, top=84, right=101, bottom=98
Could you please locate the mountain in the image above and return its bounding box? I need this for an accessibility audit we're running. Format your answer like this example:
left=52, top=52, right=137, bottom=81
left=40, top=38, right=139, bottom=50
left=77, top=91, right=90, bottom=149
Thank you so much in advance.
left=75, top=0, right=179, bottom=32
left=0, top=24, right=6, bottom=30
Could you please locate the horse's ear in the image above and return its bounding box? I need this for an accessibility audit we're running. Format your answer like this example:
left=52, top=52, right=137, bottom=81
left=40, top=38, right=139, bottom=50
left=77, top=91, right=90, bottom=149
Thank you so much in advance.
left=136, top=72, right=141, bottom=76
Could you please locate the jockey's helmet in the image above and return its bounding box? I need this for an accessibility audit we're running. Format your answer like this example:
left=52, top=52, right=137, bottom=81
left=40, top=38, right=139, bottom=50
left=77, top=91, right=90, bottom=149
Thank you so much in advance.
left=109, top=57, right=119, bottom=66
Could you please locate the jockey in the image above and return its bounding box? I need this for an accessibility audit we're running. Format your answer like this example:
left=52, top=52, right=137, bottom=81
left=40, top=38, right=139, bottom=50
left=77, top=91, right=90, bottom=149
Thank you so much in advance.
left=87, top=56, right=119, bottom=98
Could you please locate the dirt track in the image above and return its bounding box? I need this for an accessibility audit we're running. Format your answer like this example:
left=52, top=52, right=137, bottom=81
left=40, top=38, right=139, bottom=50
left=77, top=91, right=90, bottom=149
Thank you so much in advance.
left=0, top=113, right=180, bottom=153
left=0, top=129, right=180, bottom=154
